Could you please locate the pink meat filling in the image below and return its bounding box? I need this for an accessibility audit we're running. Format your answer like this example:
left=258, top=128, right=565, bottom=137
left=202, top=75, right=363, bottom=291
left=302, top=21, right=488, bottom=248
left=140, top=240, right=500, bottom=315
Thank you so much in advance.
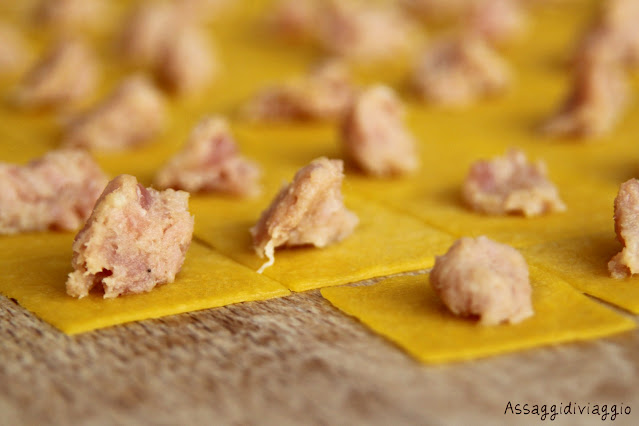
left=0, top=149, right=108, bottom=234
left=463, top=149, right=565, bottom=217
left=411, top=35, right=511, bottom=107
left=155, top=116, right=261, bottom=196
left=430, top=236, right=534, bottom=325
left=119, top=2, right=217, bottom=94
left=33, top=0, right=106, bottom=31
left=66, top=174, right=194, bottom=299
left=466, top=0, right=527, bottom=45
left=0, top=23, right=29, bottom=75
left=268, top=0, right=318, bottom=41
left=341, top=85, right=418, bottom=177
left=609, top=179, right=639, bottom=278
left=242, top=60, right=355, bottom=121
left=574, top=0, right=639, bottom=67
left=250, top=157, right=358, bottom=273
left=63, top=75, right=166, bottom=151
left=156, top=25, right=217, bottom=94
left=180, top=0, right=231, bottom=22
left=315, top=1, right=413, bottom=61
left=399, top=0, right=471, bottom=23
left=269, top=0, right=412, bottom=60
left=11, top=39, right=99, bottom=109
left=119, top=2, right=179, bottom=67
left=541, top=60, right=628, bottom=139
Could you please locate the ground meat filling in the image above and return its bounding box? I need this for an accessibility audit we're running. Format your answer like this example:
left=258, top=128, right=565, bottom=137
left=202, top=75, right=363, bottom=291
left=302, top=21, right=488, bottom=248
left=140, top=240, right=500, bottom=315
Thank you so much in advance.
left=541, top=60, right=628, bottom=139
left=250, top=158, right=358, bottom=273
left=411, top=35, right=511, bottom=107
left=400, top=0, right=471, bottom=23
left=119, top=2, right=217, bottom=94
left=0, top=149, right=108, bottom=235
left=430, top=236, right=534, bottom=325
left=119, top=2, right=178, bottom=68
left=462, top=149, right=565, bottom=217
left=11, top=39, right=99, bottom=109
left=155, top=116, right=261, bottom=196
left=33, top=0, right=107, bottom=32
left=314, top=1, right=413, bottom=61
left=66, top=174, right=194, bottom=299
left=466, top=0, right=527, bottom=45
left=155, top=25, right=216, bottom=95
left=268, top=0, right=318, bottom=41
left=609, top=179, right=639, bottom=278
left=180, top=0, right=231, bottom=23
left=341, top=85, right=418, bottom=177
left=0, top=23, right=29, bottom=75
left=241, top=60, right=355, bottom=121
left=574, top=0, right=639, bottom=67
left=268, top=0, right=412, bottom=60
left=63, top=75, right=166, bottom=151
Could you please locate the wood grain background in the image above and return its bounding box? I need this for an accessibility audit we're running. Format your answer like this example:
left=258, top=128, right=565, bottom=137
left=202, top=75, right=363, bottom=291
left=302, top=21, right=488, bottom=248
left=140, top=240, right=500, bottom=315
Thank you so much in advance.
left=1, top=290, right=638, bottom=425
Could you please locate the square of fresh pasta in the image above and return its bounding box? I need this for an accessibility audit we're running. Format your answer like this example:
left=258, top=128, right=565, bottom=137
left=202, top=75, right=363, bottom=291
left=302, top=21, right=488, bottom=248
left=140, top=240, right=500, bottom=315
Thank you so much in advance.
left=0, top=233, right=289, bottom=334
left=345, top=149, right=617, bottom=248
left=192, top=183, right=455, bottom=292
left=523, top=232, right=639, bottom=314
left=321, top=268, right=635, bottom=364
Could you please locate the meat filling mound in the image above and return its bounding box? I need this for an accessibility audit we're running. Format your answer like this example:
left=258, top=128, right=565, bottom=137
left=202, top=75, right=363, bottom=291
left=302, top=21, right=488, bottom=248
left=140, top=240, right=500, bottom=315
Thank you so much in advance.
left=574, top=0, right=639, bottom=67
left=0, top=23, right=29, bottom=75
left=269, top=0, right=413, bottom=61
left=33, top=0, right=107, bottom=31
left=155, top=116, right=261, bottom=196
left=541, top=60, right=628, bottom=139
left=609, top=179, right=639, bottom=278
left=341, top=85, right=418, bottom=177
left=241, top=60, right=355, bottom=122
left=66, top=174, right=194, bottom=298
left=63, top=75, right=166, bottom=151
left=411, top=35, right=511, bottom=107
left=250, top=157, right=358, bottom=273
left=430, top=236, right=534, bottom=325
left=0, top=149, right=108, bottom=234
left=267, top=0, right=318, bottom=41
left=466, top=0, right=528, bottom=45
left=11, top=39, right=99, bottom=109
left=399, top=0, right=476, bottom=24
left=462, top=149, right=565, bottom=217
left=119, top=2, right=217, bottom=94
left=315, top=1, right=414, bottom=61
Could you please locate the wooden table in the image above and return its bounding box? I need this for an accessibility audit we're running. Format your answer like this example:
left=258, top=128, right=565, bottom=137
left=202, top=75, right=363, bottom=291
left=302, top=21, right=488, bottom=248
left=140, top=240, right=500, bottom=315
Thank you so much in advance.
left=1, top=288, right=637, bottom=425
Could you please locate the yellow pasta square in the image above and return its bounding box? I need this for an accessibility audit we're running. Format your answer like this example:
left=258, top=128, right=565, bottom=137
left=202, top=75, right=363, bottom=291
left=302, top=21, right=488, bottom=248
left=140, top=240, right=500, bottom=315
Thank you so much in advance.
left=0, top=233, right=289, bottom=334
left=344, top=150, right=616, bottom=248
left=523, top=232, right=639, bottom=314
left=192, top=189, right=455, bottom=292
left=321, top=267, right=636, bottom=364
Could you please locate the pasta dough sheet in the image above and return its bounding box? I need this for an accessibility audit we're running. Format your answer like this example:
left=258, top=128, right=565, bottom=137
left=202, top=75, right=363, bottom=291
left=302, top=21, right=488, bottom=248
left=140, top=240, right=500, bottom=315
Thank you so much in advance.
left=0, top=233, right=289, bottom=334
left=321, top=267, right=636, bottom=364
left=192, top=188, right=455, bottom=292
left=346, top=167, right=616, bottom=248
left=523, top=233, right=639, bottom=314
